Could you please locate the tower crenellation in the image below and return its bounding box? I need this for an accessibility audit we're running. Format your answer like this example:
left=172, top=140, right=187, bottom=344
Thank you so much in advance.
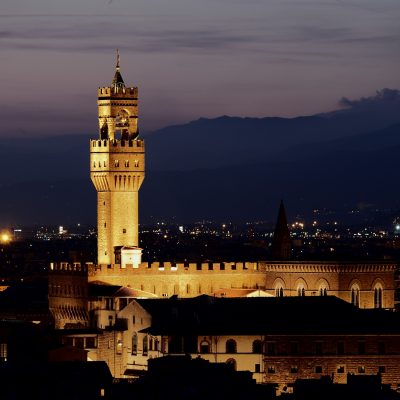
left=90, top=52, right=145, bottom=266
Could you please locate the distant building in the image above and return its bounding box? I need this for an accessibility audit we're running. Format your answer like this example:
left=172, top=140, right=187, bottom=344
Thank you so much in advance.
left=128, top=296, right=400, bottom=392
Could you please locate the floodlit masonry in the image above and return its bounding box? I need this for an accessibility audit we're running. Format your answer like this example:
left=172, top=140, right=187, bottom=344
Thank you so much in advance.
left=90, top=52, right=144, bottom=266
left=88, top=57, right=397, bottom=310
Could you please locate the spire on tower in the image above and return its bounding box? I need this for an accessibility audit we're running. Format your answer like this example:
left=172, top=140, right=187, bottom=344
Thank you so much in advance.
left=112, top=49, right=125, bottom=90
left=271, top=200, right=292, bottom=260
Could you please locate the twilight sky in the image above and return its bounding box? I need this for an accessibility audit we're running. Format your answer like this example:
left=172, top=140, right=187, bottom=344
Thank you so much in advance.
left=1, top=0, right=400, bottom=136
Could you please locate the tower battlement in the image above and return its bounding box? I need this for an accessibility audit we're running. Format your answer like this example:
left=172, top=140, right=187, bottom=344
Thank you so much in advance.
left=98, top=86, right=138, bottom=97
left=90, top=138, right=144, bottom=152
left=91, top=56, right=145, bottom=265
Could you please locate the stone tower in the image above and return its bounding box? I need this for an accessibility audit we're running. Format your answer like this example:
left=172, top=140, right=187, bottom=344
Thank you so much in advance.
left=90, top=52, right=145, bottom=266
left=271, top=200, right=292, bottom=260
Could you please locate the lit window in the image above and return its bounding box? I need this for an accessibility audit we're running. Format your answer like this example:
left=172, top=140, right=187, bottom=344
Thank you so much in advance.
left=358, top=366, right=365, bottom=374
left=0, top=343, right=7, bottom=362
left=134, top=160, right=139, bottom=167
left=132, top=333, right=138, bottom=355
left=374, top=284, right=383, bottom=308
left=125, top=160, right=129, bottom=167
left=351, top=284, right=360, bottom=307
left=337, top=365, right=345, bottom=374
left=114, top=160, right=119, bottom=167
left=143, top=336, right=148, bottom=356
left=267, top=365, right=275, bottom=374
left=290, top=366, right=298, bottom=373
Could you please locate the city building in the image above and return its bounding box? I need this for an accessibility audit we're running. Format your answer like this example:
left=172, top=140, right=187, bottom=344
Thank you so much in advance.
left=88, top=60, right=397, bottom=311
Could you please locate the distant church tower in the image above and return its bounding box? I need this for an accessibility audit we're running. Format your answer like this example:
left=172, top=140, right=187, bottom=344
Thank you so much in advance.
left=271, top=200, right=292, bottom=260
left=90, top=52, right=145, bottom=266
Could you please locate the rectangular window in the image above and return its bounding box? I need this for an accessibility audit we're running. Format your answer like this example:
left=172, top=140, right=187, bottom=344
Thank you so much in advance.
left=132, top=315, right=136, bottom=324
left=315, top=366, right=322, bottom=374
left=290, top=366, right=298, bottom=374
left=358, top=366, right=365, bottom=374
left=378, top=342, right=385, bottom=355
left=290, top=342, right=299, bottom=355
left=123, top=229, right=126, bottom=234
left=220, top=263, right=225, bottom=270
left=125, top=160, right=129, bottom=167
left=255, top=364, right=261, bottom=373
left=337, top=365, right=345, bottom=374
left=267, top=365, right=275, bottom=374
left=337, top=342, right=345, bottom=355
left=267, top=342, right=276, bottom=356
left=358, top=341, right=366, bottom=355
left=114, top=160, right=119, bottom=167
left=85, top=337, right=97, bottom=349
left=315, top=342, right=323, bottom=355
left=378, top=366, right=386, bottom=374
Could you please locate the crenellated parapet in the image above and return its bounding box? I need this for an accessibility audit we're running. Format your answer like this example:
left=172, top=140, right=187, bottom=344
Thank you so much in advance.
left=49, top=262, right=90, bottom=276
left=92, top=261, right=264, bottom=274
left=98, top=86, right=138, bottom=98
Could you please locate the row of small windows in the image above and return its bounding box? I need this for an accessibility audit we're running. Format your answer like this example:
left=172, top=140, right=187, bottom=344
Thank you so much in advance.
left=351, top=285, right=383, bottom=308
left=274, top=283, right=383, bottom=307
left=131, top=333, right=159, bottom=355
left=265, top=365, right=386, bottom=374
left=274, top=286, right=328, bottom=297
left=213, top=340, right=387, bottom=356
left=92, top=160, right=139, bottom=168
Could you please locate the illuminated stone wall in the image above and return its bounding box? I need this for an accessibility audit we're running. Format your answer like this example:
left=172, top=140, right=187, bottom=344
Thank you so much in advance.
left=48, top=262, right=89, bottom=329
left=89, top=261, right=396, bottom=309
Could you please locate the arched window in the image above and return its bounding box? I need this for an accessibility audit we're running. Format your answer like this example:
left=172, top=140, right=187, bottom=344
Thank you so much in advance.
left=318, top=280, right=329, bottom=296
left=374, top=284, right=383, bottom=309
left=143, top=335, right=148, bottom=356
left=252, top=340, right=263, bottom=354
left=226, top=339, right=237, bottom=354
left=351, top=286, right=360, bottom=307
left=296, top=281, right=306, bottom=297
left=297, top=286, right=305, bottom=296
left=131, top=332, right=138, bottom=355
left=226, top=358, right=237, bottom=370
left=200, top=340, right=210, bottom=354
left=274, top=280, right=285, bottom=297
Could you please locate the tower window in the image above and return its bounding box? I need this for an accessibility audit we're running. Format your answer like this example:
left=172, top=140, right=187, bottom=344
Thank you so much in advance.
left=134, top=160, right=139, bottom=167
left=93, top=161, right=96, bottom=168
left=103, top=161, right=106, bottom=167
left=114, top=160, right=119, bottom=167
left=123, top=229, right=126, bottom=234
left=125, top=160, right=129, bottom=167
